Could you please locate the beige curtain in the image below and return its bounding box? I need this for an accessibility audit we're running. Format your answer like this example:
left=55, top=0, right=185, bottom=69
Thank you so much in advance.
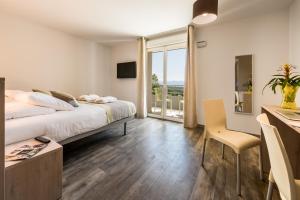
left=136, top=37, right=147, bottom=118
left=184, top=25, right=198, bottom=128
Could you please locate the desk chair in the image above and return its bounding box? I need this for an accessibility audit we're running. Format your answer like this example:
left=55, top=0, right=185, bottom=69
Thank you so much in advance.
left=202, top=99, right=263, bottom=195
left=257, top=114, right=300, bottom=200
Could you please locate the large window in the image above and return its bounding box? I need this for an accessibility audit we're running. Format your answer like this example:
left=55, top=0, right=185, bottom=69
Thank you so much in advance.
left=147, top=43, right=186, bottom=122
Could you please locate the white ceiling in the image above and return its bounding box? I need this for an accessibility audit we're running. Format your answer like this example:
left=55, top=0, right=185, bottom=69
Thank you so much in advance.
left=0, top=0, right=293, bottom=44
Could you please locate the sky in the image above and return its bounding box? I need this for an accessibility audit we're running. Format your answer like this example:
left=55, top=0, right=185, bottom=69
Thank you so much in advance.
left=152, top=48, right=186, bottom=85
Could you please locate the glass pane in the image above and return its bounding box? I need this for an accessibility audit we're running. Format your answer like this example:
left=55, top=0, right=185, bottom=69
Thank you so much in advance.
left=149, top=51, right=164, bottom=116
left=166, top=48, right=186, bottom=119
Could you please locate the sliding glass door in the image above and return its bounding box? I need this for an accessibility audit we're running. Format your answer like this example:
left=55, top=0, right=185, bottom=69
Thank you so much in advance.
left=149, top=51, right=164, bottom=117
left=147, top=43, right=186, bottom=122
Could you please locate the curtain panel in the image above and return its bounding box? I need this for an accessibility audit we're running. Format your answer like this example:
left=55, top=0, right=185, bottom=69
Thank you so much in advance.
left=136, top=37, right=147, bottom=118
left=184, top=25, right=198, bottom=128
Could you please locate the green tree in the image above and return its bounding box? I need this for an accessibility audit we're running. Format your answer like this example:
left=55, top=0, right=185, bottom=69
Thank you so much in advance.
left=152, top=74, right=160, bottom=95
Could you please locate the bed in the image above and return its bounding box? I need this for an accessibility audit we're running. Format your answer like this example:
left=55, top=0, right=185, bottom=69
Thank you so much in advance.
left=5, top=100, right=136, bottom=145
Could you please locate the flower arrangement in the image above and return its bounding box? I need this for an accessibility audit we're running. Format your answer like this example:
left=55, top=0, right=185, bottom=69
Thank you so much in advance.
left=263, top=64, right=300, bottom=109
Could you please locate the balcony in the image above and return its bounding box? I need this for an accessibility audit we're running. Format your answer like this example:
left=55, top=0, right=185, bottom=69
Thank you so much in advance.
left=149, top=85, right=184, bottom=120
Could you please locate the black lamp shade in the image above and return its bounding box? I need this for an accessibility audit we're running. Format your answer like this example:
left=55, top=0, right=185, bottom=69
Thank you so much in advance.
left=192, top=0, right=218, bottom=25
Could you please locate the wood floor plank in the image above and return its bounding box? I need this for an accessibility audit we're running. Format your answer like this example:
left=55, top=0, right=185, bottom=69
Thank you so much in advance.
left=63, top=118, right=280, bottom=200
left=63, top=167, right=106, bottom=200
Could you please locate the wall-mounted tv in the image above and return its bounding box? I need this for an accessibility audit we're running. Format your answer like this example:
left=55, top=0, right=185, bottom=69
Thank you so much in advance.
left=117, top=61, right=137, bottom=78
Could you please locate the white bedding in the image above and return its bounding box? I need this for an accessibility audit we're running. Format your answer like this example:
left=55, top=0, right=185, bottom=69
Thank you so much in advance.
left=79, top=100, right=136, bottom=123
left=13, top=92, right=75, bottom=111
left=5, top=101, right=56, bottom=120
left=5, top=104, right=108, bottom=145
left=78, top=95, right=117, bottom=104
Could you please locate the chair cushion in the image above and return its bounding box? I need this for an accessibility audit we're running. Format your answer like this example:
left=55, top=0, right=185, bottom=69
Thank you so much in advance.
left=209, top=130, right=261, bottom=153
left=296, top=180, right=300, bottom=199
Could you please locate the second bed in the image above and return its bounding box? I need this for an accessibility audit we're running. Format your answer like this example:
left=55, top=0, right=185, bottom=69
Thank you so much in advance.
left=6, top=101, right=136, bottom=145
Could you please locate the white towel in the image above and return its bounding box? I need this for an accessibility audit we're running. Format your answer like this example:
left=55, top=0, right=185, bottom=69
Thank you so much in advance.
left=78, top=95, right=117, bottom=104
left=94, top=96, right=117, bottom=104
left=78, top=94, right=100, bottom=102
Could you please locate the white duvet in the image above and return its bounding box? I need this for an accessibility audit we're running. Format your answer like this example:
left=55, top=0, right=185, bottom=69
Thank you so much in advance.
left=5, top=104, right=108, bottom=145
left=5, top=101, right=56, bottom=120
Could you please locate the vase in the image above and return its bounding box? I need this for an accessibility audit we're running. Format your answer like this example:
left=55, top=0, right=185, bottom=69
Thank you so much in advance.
left=281, top=84, right=298, bottom=109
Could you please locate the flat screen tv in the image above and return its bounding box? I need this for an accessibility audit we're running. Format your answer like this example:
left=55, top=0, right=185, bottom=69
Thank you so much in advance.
left=117, top=62, right=137, bottom=78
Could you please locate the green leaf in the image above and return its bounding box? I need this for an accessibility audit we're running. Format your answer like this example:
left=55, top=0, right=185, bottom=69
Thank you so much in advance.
left=263, top=78, right=276, bottom=94
left=271, top=83, right=277, bottom=94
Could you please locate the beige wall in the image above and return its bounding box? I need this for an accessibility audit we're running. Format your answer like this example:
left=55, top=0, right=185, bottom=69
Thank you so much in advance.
left=290, top=0, right=300, bottom=66
left=110, top=42, right=138, bottom=105
left=0, top=5, right=294, bottom=135
left=195, top=10, right=289, bottom=134
left=0, top=12, right=111, bottom=97
left=109, top=10, right=290, bottom=135
left=289, top=0, right=300, bottom=105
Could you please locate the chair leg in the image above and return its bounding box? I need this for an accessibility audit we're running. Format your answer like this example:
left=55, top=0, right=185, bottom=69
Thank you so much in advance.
left=201, top=139, right=207, bottom=167
left=236, top=153, right=241, bottom=196
left=266, top=181, right=274, bottom=200
left=259, top=144, right=264, bottom=181
left=123, top=122, right=127, bottom=136
left=221, top=144, right=225, bottom=159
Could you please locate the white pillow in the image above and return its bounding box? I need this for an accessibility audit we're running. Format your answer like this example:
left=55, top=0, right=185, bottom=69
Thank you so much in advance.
left=14, top=92, right=75, bottom=111
left=5, top=90, right=24, bottom=98
left=5, top=97, right=14, bottom=103
left=5, top=101, right=56, bottom=120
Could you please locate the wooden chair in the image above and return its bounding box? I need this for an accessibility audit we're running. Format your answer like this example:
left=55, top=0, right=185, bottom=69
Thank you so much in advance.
left=166, top=95, right=172, bottom=111
left=202, top=99, right=263, bottom=195
left=154, top=88, right=172, bottom=112
left=257, top=114, right=300, bottom=200
left=235, top=91, right=243, bottom=112
left=178, top=95, right=184, bottom=112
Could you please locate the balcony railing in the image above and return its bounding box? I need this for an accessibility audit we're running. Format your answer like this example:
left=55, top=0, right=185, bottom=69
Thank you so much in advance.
left=151, top=85, right=184, bottom=118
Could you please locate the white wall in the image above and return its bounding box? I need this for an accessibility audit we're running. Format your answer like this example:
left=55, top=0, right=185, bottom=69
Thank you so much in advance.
left=290, top=0, right=300, bottom=66
left=3, top=1, right=289, bottom=135
left=195, top=10, right=290, bottom=134
left=110, top=42, right=138, bottom=105
left=108, top=11, right=290, bottom=135
left=90, top=44, right=112, bottom=96
left=0, top=12, right=111, bottom=97
left=147, top=32, right=187, bottom=48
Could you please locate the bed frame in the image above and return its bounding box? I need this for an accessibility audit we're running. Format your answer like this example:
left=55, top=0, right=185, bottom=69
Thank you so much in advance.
left=58, top=116, right=135, bottom=145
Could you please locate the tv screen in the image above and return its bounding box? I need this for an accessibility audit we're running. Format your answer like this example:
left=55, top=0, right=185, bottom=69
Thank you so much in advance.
left=117, top=62, right=137, bottom=78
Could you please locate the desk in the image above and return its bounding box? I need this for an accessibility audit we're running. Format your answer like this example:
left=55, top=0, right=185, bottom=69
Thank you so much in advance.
left=261, top=105, right=300, bottom=179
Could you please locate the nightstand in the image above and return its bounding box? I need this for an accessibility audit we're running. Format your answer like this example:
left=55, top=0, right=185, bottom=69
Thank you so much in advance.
left=5, top=138, right=62, bottom=200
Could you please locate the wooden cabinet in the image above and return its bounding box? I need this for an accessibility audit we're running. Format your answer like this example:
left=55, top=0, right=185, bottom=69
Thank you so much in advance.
left=261, top=106, right=300, bottom=179
left=0, top=78, right=4, bottom=200
left=5, top=139, right=62, bottom=200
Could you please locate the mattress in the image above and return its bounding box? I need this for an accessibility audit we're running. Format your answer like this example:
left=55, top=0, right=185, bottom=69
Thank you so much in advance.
left=107, top=100, right=136, bottom=122
left=5, top=104, right=107, bottom=145
left=80, top=100, right=136, bottom=123
left=5, top=101, right=136, bottom=145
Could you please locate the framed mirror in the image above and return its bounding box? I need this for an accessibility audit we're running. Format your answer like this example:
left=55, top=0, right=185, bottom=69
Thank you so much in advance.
left=235, top=55, right=253, bottom=114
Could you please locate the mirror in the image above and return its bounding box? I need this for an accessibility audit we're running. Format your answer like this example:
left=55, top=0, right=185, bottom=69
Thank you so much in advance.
left=235, top=55, right=253, bottom=114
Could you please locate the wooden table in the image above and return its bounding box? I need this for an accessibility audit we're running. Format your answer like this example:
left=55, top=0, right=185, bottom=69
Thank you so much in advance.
left=5, top=138, right=63, bottom=200
left=261, top=105, right=300, bottom=179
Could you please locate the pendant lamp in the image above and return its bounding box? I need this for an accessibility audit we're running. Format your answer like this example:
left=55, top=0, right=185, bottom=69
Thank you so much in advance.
left=192, top=0, right=218, bottom=25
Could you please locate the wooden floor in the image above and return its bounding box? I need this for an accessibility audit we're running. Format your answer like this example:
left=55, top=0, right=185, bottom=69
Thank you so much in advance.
left=62, top=118, right=280, bottom=200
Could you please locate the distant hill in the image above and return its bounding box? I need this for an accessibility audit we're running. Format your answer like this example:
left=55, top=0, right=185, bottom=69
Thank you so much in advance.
left=158, top=81, right=184, bottom=86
